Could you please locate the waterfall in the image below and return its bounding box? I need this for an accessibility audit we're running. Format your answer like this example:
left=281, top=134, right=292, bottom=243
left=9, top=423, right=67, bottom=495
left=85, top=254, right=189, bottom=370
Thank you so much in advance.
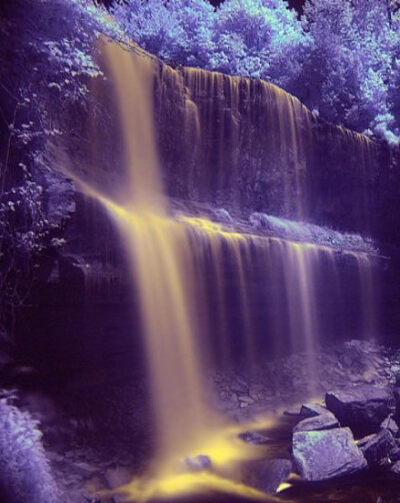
left=154, top=59, right=379, bottom=239
left=182, top=218, right=378, bottom=392
left=60, top=40, right=380, bottom=501
left=352, top=252, right=378, bottom=340
left=155, top=64, right=314, bottom=219
left=101, top=43, right=217, bottom=470
left=68, top=42, right=275, bottom=501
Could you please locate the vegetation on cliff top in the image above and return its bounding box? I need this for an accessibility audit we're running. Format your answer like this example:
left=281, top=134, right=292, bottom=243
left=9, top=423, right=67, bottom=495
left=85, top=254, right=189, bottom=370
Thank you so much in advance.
left=112, top=0, right=400, bottom=145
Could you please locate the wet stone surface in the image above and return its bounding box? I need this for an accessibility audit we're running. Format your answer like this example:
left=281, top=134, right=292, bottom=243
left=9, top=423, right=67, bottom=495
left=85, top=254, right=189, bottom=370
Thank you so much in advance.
left=325, top=384, right=393, bottom=436
left=3, top=339, right=400, bottom=502
left=358, top=428, right=397, bottom=465
left=293, top=428, right=368, bottom=481
left=293, top=411, right=339, bottom=433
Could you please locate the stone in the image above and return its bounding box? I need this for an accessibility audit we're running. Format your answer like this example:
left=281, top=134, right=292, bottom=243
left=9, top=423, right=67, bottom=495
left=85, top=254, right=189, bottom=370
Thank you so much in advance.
left=293, top=412, right=339, bottom=433
left=380, top=415, right=399, bottom=437
left=184, top=455, right=211, bottom=472
left=378, top=456, right=392, bottom=469
left=300, top=403, right=330, bottom=418
left=239, top=431, right=270, bottom=445
left=229, top=392, right=239, bottom=404
left=293, top=428, right=367, bottom=481
left=213, top=208, right=233, bottom=224
left=325, top=385, right=393, bottom=435
left=238, top=395, right=254, bottom=404
left=63, top=460, right=98, bottom=479
left=394, top=388, right=400, bottom=421
left=391, top=460, right=400, bottom=475
left=388, top=446, right=400, bottom=463
left=249, top=384, right=268, bottom=401
left=242, top=458, right=292, bottom=494
left=104, top=466, right=133, bottom=503
left=283, top=407, right=301, bottom=417
left=230, top=377, right=249, bottom=394
left=358, top=429, right=396, bottom=465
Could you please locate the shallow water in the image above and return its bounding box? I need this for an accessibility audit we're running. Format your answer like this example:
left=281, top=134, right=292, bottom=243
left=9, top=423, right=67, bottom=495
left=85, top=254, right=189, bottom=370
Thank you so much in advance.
left=148, top=416, right=400, bottom=503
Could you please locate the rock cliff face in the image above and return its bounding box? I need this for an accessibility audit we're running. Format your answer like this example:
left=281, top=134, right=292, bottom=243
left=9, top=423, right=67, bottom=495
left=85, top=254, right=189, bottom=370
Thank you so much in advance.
left=152, top=63, right=390, bottom=239
left=29, top=44, right=396, bottom=381
left=51, top=43, right=400, bottom=249
left=2, top=0, right=400, bottom=382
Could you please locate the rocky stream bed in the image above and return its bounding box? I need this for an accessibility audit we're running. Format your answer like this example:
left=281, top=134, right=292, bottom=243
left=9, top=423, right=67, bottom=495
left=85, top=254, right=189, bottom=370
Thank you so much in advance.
left=3, top=339, right=400, bottom=502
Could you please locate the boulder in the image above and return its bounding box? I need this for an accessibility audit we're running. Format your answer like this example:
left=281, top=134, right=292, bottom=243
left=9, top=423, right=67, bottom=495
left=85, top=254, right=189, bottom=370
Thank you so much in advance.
left=391, top=460, right=400, bottom=475
left=239, top=431, right=270, bottom=445
left=388, top=446, right=400, bottom=463
left=394, top=388, right=400, bottom=422
left=294, top=412, right=339, bottom=433
left=358, top=429, right=396, bottom=465
left=300, top=403, right=330, bottom=418
left=242, top=458, right=292, bottom=494
left=380, top=415, right=399, bottom=437
left=293, top=428, right=367, bottom=481
left=230, top=377, right=249, bottom=394
left=213, top=208, right=233, bottom=224
left=105, top=466, right=133, bottom=503
left=283, top=407, right=301, bottom=417
left=184, top=455, right=211, bottom=472
left=325, top=385, right=393, bottom=435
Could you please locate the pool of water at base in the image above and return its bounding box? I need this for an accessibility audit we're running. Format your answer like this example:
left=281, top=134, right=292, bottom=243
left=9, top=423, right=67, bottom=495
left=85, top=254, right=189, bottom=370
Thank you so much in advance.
left=141, top=415, right=400, bottom=503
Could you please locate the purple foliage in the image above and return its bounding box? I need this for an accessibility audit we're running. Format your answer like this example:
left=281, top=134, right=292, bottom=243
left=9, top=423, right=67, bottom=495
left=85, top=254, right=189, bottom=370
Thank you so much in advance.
left=0, top=393, right=60, bottom=503
left=112, top=0, right=400, bottom=143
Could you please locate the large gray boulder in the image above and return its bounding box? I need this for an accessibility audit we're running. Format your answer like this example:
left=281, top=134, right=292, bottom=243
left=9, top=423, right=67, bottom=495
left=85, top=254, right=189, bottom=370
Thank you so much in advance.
left=325, top=385, right=393, bottom=435
left=380, top=415, right=399, bottom=437
left=294, top=412, right=339, bottom=433
left=358, top=429, right=396, bottom=465
left=300, top=403, right=330, bottom=418
left=293, top=428, right=367, bottom=481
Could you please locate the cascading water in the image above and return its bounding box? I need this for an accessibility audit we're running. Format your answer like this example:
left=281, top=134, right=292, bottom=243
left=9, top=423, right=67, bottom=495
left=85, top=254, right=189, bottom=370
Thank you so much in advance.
left=156, top=65, right=313, bottom=219
left=102, top=42, right=211, bottom=467
left=182, top=218, right=378, bottom=395
left=62, top=40, right=380, bottom=501
left=72, top=42, right=276, bottom=502
left=353, top=252, right=378, bottom=340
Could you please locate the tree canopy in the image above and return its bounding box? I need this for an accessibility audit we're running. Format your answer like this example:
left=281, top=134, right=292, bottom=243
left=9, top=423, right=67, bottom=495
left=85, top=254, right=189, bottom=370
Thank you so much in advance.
left=111, top=0, right=400, bottom=144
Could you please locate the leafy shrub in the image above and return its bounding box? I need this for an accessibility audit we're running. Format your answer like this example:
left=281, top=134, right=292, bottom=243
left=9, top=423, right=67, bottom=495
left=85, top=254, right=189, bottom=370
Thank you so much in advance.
left=300, top=0, right=400, bottom=144
left=211, top=0, right=309, bottom=87
left=0, top=392, right=60, bottom=503
left=0, top=0, right=119, bottom=336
